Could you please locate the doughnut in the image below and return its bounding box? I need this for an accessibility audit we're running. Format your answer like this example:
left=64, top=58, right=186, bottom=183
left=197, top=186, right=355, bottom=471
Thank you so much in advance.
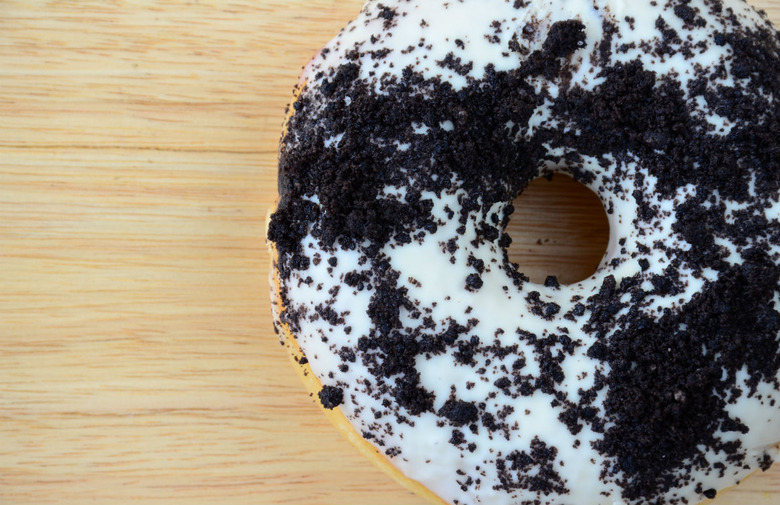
left=267, top=1, right=780, bottom=504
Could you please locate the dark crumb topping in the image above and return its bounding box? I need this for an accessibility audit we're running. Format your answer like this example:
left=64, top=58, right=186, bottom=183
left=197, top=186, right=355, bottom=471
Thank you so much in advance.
left=318, top=385, right=344, bottom=409
left=496, top=437, right=569, bottom=495
left=437, top=52, right=474, bottom=76
left=586, top=252, right=780, bottom=499
left=269, top=4, right=780, bottom=504
left=542, top=20, right=587, bottom=58
left=438, top=399, right=479, bottom=426
left=376, top=3, right=398, bottom=29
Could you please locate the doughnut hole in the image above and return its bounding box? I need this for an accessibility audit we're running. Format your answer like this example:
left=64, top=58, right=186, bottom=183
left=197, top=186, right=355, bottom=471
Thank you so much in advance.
left=506, top=174, right=610, bottom=285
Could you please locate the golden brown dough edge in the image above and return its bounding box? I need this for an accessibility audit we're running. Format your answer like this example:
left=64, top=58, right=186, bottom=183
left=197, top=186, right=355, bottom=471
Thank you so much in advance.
left=269, top=84, right=445, bottom=502
left=268, top=236, right=448, bottom=505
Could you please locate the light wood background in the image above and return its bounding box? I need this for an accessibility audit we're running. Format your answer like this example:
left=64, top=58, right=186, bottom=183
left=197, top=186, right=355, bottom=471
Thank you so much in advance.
left=1, top=1, right=778, bottom=504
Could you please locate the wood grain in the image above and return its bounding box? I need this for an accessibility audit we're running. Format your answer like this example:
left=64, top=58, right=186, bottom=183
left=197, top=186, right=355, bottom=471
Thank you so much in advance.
left=0, top=1, right=778, bottom=504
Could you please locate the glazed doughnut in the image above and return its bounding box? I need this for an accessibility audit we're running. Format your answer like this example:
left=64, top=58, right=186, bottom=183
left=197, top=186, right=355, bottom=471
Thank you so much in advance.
left=268, top=1, right=780, bottom=504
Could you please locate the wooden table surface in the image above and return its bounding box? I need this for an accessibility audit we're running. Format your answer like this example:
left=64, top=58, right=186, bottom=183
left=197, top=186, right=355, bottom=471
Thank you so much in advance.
left=1, top=1, right=779, bottom=504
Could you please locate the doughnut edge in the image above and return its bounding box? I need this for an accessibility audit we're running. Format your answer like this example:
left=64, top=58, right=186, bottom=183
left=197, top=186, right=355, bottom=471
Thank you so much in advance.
left=268, top=82, right=447, bottom=502
left=268, top=230, right=448, bottom=505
